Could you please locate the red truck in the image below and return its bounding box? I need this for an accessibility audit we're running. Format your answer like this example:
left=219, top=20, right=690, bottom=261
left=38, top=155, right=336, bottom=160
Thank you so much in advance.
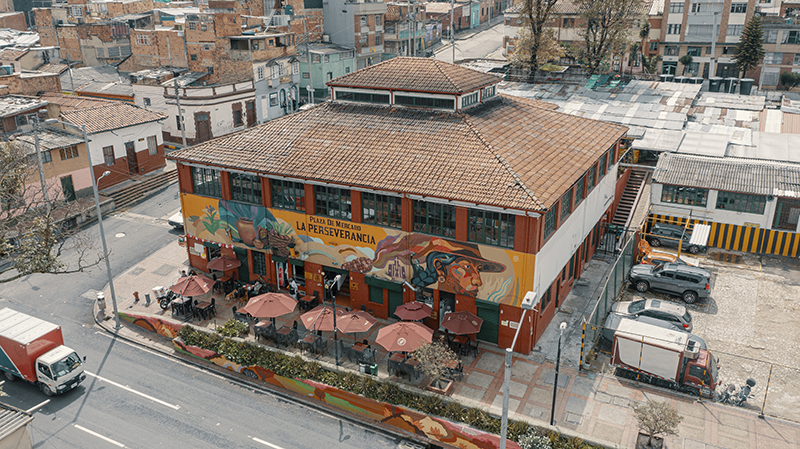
left=611, top=318, right=718, bottom=397
left=0, top=308, right=86, bottom=396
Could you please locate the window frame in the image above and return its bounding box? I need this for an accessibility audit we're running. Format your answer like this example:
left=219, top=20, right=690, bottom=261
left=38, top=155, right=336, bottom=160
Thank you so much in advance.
left=575, top=176, right=585, bottom=205
left=560, top=190, right=572, bottom=223
left=362, top=192, right=402, bottom=229
left=660, top=184, right=708, bottom=207
left=146, top=135, right=158, bottom=156
left=270, top=179, right=306, bottom=212
left=102, top=145, right=114, bottom=166
left=315, top=186, right=352, bottom=220
left=467, top=208, right=515, bottom=249
left=59, top=145, right=79, bottom=160
left=413, top=200, right=456, bottom=238
left=191, top=167, right=222, bottom=199
left=252, top=251, right=268, bottom=275
left=715, top=190, right=766, bottom=215
left=230, top=172, right=262, bottom=205
left=543, top=207, right=557, bottom=240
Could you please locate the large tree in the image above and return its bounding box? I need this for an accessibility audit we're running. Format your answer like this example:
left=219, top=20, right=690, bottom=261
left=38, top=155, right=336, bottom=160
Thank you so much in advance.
left=734, top=15, right=765, bottom=78
left=0, top=142, right=103, bottom=283
left=509, top=27, right=565, bottom=73
left=576, top=0, right=646, bottom=75
left=517, top=0, right=560, bottom=75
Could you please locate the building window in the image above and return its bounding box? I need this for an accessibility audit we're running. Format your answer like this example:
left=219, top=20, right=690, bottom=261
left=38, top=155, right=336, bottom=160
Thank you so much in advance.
left=716, top=191, right=766, bottom=214
left=462, top=91, right=479, bottom=108
left=667, top=24, right=681, bottom=35
left=103, top=146, right=114, bottom=166
left=563, top=17, right=574, bottom=28
left=207, top=67, right=214, bottom=75
left=270, top=64, right=279, bottom=79
left=271, top=179, right=305, bottom=212
left=27, top=150, right=52, bottom=166
left=730, top=2, right=747, bottom=13
left=660, top=184, right=708, bottom=206
left=257, top=66, right=265, bottom=80
left=665, top=46, right=678, bottom=56
left=598, top=154, right=607, bottom=179
left=362, top=192, right=401, bottom=228
left=468, top=209, right=515, bottom=248
left=147, top=135, right=158, bottom=155
left=136, top=34, right=150, bottom=45
left=482, top=85, right=496, bottom=100
left=323, top=54, right=330, bottom=63
left=143, top=97, right=151, bottom=107
left=794, top=54, right=800, bottom=66
left=375, top=14, right=382, bottom=25
left=292, top=61, right=300, bottom=74
left=587, top=165, right=596, bottom=193
left=341, top=50, right=354, bottom=59
left=764, top=52, right=783, bottom=64
left=543, top=207, right=556, bottom=239
left=560, top=190, right=572, bottom=222
left=608, top=147, right=615, bottom=171
left=650, top=42, right=659, bottom=52
left=375, top=32, right=382, bottom=46
left=706, top=46, right=712, bottom=55
left=786, top=31, right=800, bottom=44
left=413, top=200, right=455, bottom=237
left=669, top=2, right=684, bottom=13
left=764, top=30, right=778, bottom=44
left=252, top=251, right=267, bottom=275
left=394, top=95, right=455, bottom=109
left=359, top=35, right=368, bottom=46
left=230, top=172, right=262, bottom=205
left=687, top=46, right=701, bottom=57
left=727, top=25, right=743, bottom=36
left=335, top=91, right=390, bottom=104
left=575, top=176, right=585, bottom=205
left=201, top=23, right=207, bottom=32
left=722, top=46, right=733, bottom=55
left=315, top=186, right=351, bottom=219
left=191, top=167, right=222, bottom=198
left=312, top=54, right=321, bottom=63
left=59, top=145, right=79, bottom=160
left=233, top=108, right=243, bottom=127
left=360, top=15, right=368, bottom=27
left=270, top=93, right=278, bottom=107
left=292, top=264, right=305, bottom=285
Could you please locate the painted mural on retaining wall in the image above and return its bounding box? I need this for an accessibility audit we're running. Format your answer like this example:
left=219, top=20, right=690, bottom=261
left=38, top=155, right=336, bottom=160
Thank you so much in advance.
left=119, top=312, right=183, bottom=338
left=174, top=339, right=521, bottom=449
left=181, top=193, right=534, bottom=307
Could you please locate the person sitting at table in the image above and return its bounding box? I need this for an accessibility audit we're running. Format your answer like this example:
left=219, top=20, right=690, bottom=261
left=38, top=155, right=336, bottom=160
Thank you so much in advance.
left=188, top=269, right=197, bottom=276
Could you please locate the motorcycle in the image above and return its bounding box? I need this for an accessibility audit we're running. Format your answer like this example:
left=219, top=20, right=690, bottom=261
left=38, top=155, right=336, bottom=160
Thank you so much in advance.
left=717, top=378, right=756, bottom=407
left=158, top=290, right=179, bottom=310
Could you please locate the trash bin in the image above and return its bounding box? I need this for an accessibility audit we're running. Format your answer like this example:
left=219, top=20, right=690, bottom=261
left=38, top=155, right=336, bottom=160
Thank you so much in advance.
left=740, top=78, right=755, bottom=95
left=359, top=362, right=378, bottom=376
left=723, top=77, right=738, bottom=93
left=690, top=77, right=704, bottom=85
left=709, top=77, right=722, bottom=92
left=674, top=76, right=687, bottom=84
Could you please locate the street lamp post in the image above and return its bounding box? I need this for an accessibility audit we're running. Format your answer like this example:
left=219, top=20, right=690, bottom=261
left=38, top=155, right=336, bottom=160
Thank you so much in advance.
left=45, top=119, right=121, bottom=330
left=550, top=321, right=567, bottom=426
left=328, top=274, right=342, bottom=366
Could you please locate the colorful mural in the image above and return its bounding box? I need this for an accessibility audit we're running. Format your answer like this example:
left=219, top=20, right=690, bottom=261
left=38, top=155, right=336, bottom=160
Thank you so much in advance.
left=119, top=312, right=183, bottom=338
left=182, top=194, right=533, bottom=306
left=174, top=339, right=521, bottom=449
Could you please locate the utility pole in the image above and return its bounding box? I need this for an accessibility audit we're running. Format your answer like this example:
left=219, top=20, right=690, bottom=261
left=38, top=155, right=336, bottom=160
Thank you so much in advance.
left=66, top=54, right=74, bottom=92
left=174, top=78, right=187, bottom=148
left=32, top=117, right=50, bottom=214
left=451, top=0, right=455, bottom=63
left=709, top=11, right=719, bottom=80
left=303, top=19, right=314, bottom=104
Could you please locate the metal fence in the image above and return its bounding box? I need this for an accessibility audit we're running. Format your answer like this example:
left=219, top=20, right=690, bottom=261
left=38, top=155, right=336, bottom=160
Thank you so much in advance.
left=580, top=235, right=636, bottom=367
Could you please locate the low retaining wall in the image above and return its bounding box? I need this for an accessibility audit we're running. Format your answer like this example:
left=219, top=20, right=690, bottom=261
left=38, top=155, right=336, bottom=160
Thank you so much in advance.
left=121, top=312, right=521, bottom=449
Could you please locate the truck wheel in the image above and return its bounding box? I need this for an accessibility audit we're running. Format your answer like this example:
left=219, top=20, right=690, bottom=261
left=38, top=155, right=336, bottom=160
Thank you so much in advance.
left=635, top=281, right=649, bottom=292
left=682, top=291, right=698, bottom=304
left=680, top=385, right=700, bottom=396
left=4, top=371, right=15, bottom=381
left=39, top=383, right=54, bottom=397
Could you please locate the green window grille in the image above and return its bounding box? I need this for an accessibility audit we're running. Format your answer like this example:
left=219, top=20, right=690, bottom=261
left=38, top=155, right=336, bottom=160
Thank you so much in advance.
left=543, top=207, right=557, bottom=239
left=362, top=192, right=402, bottom=228
left=230, top=172, right=262, bottom=205
left=413, top=200, right=455, bottom=238
left=560, top=190, right=572, bottom=223
left=587, top=165, right=596, bottom=193
left=661, top=184, right=708, bottom=207
left=271, top=179, right=306, bottom=212
left=575, top=176, right=585, bottom=205
left=191, top=167, right=222, bottom=198
left=468, top=208, right=515, bottom=249
left=315, top=186, right=351, bottom=220
left=716, top=191, right=766, bottom=214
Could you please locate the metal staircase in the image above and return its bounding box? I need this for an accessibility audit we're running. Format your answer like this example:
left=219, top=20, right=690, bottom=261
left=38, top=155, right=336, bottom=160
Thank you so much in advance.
left=612, top=168, right=648, bottom=229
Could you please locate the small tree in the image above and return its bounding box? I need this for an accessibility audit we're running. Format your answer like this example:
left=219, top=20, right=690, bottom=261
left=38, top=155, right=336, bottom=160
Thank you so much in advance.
left=734, top=15, right=766, bottom=78
left=509, top=28, right=565, bottom=73
left=781, top=71, right=800, bottom=90
left=633, top=400, right=683, bottom=447
left=410, top=339, right=459, bottom=389
left=679, top=54, right=693, bottom=76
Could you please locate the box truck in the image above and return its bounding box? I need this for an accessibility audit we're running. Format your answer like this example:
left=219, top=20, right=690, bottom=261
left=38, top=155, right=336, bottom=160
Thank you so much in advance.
left=0, top=308, right=86, bottom=396
left=611, top=318, right=718, bottom=397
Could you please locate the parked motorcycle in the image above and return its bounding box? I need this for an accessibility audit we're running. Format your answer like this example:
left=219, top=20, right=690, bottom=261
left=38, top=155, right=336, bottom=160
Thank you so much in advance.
left=158, top=290, right=179, bottom=310
left=717, top=378, right=756, bottom=407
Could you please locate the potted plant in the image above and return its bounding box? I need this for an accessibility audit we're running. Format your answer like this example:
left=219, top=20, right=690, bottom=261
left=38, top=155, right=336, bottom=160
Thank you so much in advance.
left=633, top=400, right=683, bottom=449
left=410, top=339, right=459, bottom=396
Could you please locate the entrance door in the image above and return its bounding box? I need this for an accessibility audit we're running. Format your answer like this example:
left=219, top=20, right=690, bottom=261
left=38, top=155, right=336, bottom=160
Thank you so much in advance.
left=773, top=198, right=800, bottom=231
left=475, top=300, right=499, bottom=344
left=125, top=141, right=138, bottom=175
left=245, top=100, right=256, bottom=127
left=234, top=248, right=250, bottom=283
left=387, top=289, right=404, bottom=319
left=195, top=112, right=211, bottom=142
left=60, top=175, right=75, bottom=202
left=439, top=291, right=455, bottom=327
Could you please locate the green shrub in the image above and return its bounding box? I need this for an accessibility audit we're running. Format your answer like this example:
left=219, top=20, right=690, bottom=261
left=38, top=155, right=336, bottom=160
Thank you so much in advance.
left=216, top=319, right=248, bottom=337
left=519, top=430, right=552, bottom=449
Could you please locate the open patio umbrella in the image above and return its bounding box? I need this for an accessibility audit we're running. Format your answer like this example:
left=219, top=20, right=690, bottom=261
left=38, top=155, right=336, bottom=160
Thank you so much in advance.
left=394, top=302, right=433, bottom=321
left=376, top=322, right=433, bottom=352
left=169, top=274, right=215, bottom=297
left=241, top=292, right=297, bottom=319
left=300, top=305, right=345, bottom=332
left=207, top=255, right=241, bottom=272
left=441, top=310, right=483, bottom=335
left=336, top=311, right=377, bottom=341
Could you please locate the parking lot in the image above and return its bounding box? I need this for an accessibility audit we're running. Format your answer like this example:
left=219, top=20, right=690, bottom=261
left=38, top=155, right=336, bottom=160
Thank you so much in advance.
left=612, top=249, right=800, bottom=422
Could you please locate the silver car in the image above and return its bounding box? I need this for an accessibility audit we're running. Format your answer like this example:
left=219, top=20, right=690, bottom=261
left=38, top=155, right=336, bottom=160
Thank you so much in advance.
left=603, top=314, right=706, bottom=348
left=611, top=298, right=693, bottom=332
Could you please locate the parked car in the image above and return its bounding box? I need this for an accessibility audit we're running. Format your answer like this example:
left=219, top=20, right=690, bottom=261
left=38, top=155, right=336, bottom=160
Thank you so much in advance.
left=611, top=298, right=693, bottom=331
left=168, top=210, right=184, bottom=230
left=628, top=262, right=712, bottom=304
left=602, top=314, right=706, bottom=348
left=646, top=223, right=705, bottom=254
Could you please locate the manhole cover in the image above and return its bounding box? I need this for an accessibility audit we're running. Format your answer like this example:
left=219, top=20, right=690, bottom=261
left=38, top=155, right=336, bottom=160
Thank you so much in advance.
left=115, top=232, right=126, bottom=238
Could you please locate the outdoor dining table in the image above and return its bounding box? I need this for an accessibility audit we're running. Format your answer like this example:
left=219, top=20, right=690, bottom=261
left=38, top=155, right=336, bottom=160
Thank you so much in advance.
left=401, top=357, right=420, bottom=380
left=254, top=322, right=276, bottom=342
left=349, top=342, right=367, bottom=363
left=195, top=301, right=216, bottom=320
left=299, top=334, right=323, bottom=355
left=171, top=297, right=193, bottom=319
left=297, top=293, right=317, bottom=312
left=275, top=326, right=297, bottom=348
left=451, top=335, right=470, bottom=356
left=444, top=358, right=463, bottom=381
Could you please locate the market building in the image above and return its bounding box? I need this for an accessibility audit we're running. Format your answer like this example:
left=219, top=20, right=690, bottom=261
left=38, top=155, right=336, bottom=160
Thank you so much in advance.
left=167, top=57, right=627, bottom=353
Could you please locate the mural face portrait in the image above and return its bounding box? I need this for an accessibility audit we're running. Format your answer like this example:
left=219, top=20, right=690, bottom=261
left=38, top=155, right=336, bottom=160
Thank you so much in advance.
left=435, top=256, right=483, bottom=296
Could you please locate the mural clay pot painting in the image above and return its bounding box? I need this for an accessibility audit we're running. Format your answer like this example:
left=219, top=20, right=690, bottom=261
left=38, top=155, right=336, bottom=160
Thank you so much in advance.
left=236, top=218, right=256, bottom=246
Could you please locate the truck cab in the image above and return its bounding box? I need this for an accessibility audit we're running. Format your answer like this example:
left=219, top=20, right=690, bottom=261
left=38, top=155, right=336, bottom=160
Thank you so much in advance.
left=680, top=346, right=718, bottom=397
left=35, top=346, right=86, bottom=396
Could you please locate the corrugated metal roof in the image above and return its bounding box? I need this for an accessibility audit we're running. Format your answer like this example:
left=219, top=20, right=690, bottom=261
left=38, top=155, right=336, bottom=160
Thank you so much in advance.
left=13, top=127, right=85, bottom=155
left=676, top=132, right=729, bottom=157
left=654, top=153, right=800, bottom=197
left=0, top=403, right=33, bottom=441
left=632, top=129, right=684, bottom=152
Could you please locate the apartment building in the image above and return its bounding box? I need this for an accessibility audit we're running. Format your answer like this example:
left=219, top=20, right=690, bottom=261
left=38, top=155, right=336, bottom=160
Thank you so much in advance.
left=384, top=2, right=426, bottom=56
left=322, top=0, right=386, bottom=69
left=33, top=9, right=131, bottom=66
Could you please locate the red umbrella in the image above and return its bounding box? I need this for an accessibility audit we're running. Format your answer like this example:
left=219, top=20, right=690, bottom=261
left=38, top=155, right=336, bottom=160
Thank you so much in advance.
left=241, top=292, right=297, bottom=319
left=394, top=302, right=433, bottom=321
left=376, top=322, right=433, bottom=352
left=441, top=311, right=483, bottom=335
left=337, top=310, right=377, bottom=335
left=207, top=255, right=241, bottom=271
left=300, top=305, right=345, bottom=332
left=169, top=274, right=215, bottom=297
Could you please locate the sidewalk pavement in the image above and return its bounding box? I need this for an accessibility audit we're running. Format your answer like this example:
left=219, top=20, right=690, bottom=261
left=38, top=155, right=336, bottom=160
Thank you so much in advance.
left=94, top=232, right=800, bottom=449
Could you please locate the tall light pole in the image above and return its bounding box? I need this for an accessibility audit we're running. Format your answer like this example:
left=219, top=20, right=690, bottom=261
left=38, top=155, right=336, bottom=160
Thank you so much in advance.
left=329, top=274, right=342, bottom=366
left=550, top=321, right=567, bottom=426
left=45, top=119, right=121, bottom=330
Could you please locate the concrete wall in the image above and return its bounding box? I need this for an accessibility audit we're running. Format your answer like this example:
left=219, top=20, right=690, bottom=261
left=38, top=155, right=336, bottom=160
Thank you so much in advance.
left=0, top=72, right=61, bottom=95
left=87, top=121, right=165, bottom=190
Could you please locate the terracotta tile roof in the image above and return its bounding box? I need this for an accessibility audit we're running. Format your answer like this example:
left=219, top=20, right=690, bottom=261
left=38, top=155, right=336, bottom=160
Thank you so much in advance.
left=39, top=93, right=165, bottom=134
left=169, top=96, right=626, bottom=211
left=327, top=57, right=502, bottom=95
left=0, top=48, right=27, bottom=61
left=36, top=63, right=69, bottom=75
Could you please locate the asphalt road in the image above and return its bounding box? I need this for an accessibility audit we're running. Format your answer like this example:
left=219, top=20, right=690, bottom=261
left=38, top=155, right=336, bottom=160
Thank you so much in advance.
left=0, top=185, right=405, bottom=449
left=435, top=20, right=505, bottom=63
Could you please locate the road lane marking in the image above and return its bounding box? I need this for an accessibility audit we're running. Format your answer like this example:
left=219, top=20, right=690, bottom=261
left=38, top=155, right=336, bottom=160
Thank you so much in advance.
left=85, top=372, right=180, bottom=410
left=74, top=424, right=125, bottom=447
left=252, top=437, right=286, bottom=449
